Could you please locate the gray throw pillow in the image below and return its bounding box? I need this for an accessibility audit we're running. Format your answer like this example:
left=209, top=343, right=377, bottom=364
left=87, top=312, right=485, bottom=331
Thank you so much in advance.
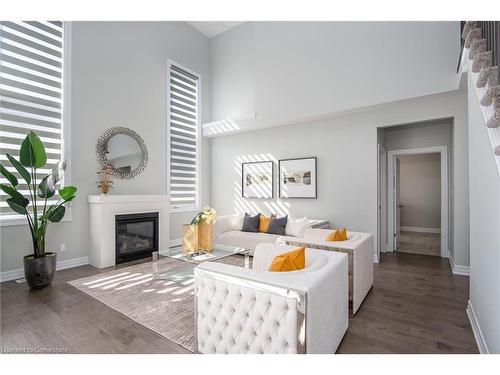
left=241, top=213, right=261, bottom=232
left=266, top=215, right=288, bottom=235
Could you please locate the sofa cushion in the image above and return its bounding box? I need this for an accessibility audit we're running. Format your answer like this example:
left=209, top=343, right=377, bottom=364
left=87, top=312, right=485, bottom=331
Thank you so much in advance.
left=266, top=215, right=288, bottom=235
left=241, top=213, right=261, bottom=232
left=217, top=230, right=281, bottom=254
left=285, top=216, right=308, bottom=237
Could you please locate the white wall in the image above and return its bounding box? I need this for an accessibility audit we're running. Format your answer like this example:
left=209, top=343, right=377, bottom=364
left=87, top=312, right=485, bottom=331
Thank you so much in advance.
left=210, top=22, right=255, bottom=121
left=0, top=22, right=211, bottom=273
left=209, top=21, right=461, bottom=133
left=384, top=120, right=452, bottom=151
left=211, top=88, right=469, bottom=266
left=467, top=72, right=500, bottom=353
left=399, top=153, right=441, bottom=229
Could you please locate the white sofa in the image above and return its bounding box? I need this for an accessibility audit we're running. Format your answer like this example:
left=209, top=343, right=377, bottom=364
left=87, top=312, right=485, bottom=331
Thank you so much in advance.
left=213, top=214, right=327, bottom=256
left=194, top=243, right=348, bottom=354
left=280, top=228, right=373, bottom=315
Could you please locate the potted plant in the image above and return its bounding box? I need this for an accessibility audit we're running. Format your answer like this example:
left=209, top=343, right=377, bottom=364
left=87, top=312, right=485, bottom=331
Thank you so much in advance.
left=0, top=131, right=77, bottom=290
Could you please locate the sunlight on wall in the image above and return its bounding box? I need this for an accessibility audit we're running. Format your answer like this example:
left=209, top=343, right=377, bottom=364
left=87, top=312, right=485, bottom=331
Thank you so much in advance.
left=202, top=119, right=240, bottom=136
left=234, top=153, right=290, bottom=216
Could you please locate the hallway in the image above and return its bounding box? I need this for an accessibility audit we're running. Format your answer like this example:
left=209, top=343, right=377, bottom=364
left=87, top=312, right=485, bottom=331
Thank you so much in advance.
left=398, top=231, right=441, bottom=256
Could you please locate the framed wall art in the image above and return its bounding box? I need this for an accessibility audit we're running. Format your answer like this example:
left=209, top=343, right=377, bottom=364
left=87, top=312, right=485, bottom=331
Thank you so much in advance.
left=241, top=161, right=274, bottom=198
left=278, top=157, right=317, bottom=198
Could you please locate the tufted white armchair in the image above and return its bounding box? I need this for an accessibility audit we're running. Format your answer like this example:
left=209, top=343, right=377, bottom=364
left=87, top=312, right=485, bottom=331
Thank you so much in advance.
left=194, top=243, right=348, bottom=354
left=280, top=228, right=374, bottom=315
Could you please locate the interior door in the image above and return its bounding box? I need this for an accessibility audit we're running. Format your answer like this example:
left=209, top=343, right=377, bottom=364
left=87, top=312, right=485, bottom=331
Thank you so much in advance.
left=394, top=156, right=401, bottom=250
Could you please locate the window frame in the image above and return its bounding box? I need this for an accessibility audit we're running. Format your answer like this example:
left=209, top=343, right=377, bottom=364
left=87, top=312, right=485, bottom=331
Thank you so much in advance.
left=166, top=59, right=201, bottom=214
left=0, top=21, right=72, bottom=226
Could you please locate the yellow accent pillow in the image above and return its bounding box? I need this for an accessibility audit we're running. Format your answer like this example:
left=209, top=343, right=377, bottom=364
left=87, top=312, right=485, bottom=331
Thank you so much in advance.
left=326, top=230, right=340, bottom=241
left=338, top=227, right=348, bottom=241
left=268, top=247, right=305, bottom=272
left=259, top=215, right=272, bottom=232
left=326, top=228, right=348, bottom=241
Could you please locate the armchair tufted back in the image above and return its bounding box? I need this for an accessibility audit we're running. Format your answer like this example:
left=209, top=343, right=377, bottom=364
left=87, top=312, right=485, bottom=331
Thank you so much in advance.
left=195, top=245, right=349, bottom=354
left=196, top=276, right=300, bottom=354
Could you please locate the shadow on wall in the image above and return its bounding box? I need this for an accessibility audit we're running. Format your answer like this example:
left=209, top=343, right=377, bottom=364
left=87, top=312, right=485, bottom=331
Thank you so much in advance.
left=234, top=153, right=290, bottom=216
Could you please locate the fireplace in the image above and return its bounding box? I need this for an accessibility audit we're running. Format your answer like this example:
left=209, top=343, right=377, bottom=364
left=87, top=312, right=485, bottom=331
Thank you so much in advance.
left=115, top=212, right=159, bottom=264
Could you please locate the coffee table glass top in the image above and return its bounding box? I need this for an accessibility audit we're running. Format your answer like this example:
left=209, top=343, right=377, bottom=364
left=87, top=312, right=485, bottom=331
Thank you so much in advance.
left=152, top=244, right=249, bottom=282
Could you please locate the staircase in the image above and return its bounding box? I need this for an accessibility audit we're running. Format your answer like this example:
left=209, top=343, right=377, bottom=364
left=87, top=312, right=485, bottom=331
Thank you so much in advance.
left=461, top=21, right=500, bottom=173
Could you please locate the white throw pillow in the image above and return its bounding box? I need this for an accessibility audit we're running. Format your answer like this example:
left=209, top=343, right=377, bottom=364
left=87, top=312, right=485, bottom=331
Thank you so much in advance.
left=285, top=216, right=309, bottom=237
left=234, top=213, right=244, bottom=230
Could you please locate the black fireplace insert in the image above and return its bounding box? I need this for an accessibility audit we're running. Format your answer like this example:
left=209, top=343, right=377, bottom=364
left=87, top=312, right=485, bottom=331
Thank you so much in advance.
left=115, top=212, right=159, bottom=264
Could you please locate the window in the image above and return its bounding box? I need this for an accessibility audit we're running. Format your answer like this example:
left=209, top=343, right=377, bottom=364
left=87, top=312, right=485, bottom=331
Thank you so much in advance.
left=0, top=21, right=68, bottom=224
left=167, top=61, right=200, bottom=212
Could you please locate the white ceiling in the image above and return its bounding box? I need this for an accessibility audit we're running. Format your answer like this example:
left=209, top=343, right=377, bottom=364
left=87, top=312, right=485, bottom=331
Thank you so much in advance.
left=187, top=21, right=242, bottom=38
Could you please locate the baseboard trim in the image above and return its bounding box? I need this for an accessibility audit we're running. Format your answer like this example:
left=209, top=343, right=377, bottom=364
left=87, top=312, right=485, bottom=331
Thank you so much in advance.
left=448, top=251, right=470, bottom=276
left=0, top=256, right=89, bottom=283
left=169, top=238, right=182, bottom=248
left=0, top=238, right=182, bottom=282
left=1, top=239, right=186, bottom=283
left=400, top=226, right=441, bottom=234
left=466, top=300, right=490, bottom=354
left=373, top=254, right=379, bottom=263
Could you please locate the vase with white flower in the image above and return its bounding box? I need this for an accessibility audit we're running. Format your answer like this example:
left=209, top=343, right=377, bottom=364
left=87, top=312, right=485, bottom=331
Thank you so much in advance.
left=191, top=206, right=216, bottom=252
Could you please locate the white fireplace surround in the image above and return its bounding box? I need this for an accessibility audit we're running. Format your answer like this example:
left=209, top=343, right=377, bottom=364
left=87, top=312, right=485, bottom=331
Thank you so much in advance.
left=88, top=195, right=170, bottom=268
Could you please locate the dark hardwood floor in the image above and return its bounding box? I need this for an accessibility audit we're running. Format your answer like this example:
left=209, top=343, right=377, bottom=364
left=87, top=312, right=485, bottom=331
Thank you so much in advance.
left=0, top=252, right=478, bottom=354
left=338, top=252, right=477, bottom=353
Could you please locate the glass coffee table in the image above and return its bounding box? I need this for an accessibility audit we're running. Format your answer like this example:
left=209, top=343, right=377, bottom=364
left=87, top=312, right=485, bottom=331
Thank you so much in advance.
left=152, top=244, right=250, bottom=282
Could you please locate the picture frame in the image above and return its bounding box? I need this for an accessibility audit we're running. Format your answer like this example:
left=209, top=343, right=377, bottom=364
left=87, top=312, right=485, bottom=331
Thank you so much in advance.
left=241, top=161, right=274, bottom=198
left=278, top=157, right=317, bottom=198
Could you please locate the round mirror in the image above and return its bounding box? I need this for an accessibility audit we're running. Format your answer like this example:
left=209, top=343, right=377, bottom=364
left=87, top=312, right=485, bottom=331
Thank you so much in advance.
left=96, top=127, right=148, bottom=179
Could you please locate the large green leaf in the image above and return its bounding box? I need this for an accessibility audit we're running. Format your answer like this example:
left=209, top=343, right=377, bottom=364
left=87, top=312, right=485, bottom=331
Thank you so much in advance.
left=19, top=131, right=47, bottom=168
left=0, top=184, right=24, bottom=200
left=6, top=153, right=31, bottom=184
left=47, top=205, right=65, bottom=222
left=62, top=195, right=75, bottom=204
left=59, top=185, right=77, bottom=201
left=0, top=164, right=18, bottom=187
left=37, top=175, right=56, bottom=199
left=6, top=196, right=29, bottom=215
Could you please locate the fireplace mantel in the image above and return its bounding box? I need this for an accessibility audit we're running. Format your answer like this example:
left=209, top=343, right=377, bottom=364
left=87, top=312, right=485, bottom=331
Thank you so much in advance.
left=88, top=194, right=169, bottom=268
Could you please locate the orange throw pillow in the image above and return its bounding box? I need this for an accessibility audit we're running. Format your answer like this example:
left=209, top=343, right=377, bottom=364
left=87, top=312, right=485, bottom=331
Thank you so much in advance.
left=326, top=230, right=340, bottom=241
left=259, top=215, right=272, bottom=232
left=338, top=227, right=348, bottom=241
left=268, top=247, right=305, bottom=272
left=326, top=228, right=348, bottom=241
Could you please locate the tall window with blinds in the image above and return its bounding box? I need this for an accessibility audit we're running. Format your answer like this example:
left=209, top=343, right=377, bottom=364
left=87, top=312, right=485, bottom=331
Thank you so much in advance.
left=0, top=21, right=66, bottom=223
left=167, top=62, right=200, bottom=211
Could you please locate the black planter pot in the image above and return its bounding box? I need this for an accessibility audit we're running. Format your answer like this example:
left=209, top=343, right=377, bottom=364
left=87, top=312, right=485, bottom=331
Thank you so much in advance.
left=23, top=252, right=57, bottom=290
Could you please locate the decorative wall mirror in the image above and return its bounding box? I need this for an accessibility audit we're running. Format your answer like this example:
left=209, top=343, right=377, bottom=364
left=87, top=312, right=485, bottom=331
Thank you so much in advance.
left=96, top=127, right=148, bottom=179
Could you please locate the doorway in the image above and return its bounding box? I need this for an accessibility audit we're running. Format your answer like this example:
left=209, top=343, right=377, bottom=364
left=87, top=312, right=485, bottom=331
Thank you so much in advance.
left=387, top=147, right=449, bottom=258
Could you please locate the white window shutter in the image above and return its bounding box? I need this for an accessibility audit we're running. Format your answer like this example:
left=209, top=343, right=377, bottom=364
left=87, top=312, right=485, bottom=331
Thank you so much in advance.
left=168, top=63, right=200, bottom=211
left=0, top=21, right=65, bottom=222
